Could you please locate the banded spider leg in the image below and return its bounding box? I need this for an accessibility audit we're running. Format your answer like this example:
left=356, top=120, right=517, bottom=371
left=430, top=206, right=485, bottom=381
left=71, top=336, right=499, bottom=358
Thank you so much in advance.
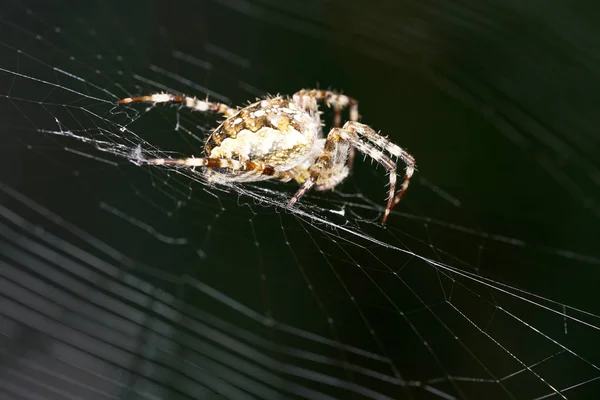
left=289, top=121, right=415, bottom=224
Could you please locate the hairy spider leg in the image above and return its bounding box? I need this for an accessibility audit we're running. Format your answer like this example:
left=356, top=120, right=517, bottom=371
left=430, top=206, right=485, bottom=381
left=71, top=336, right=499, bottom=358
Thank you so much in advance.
left=341, top=121, right=415, bottom=211
left=333, top=102, right=360, bottom=172
left=293, top=89, right=359, bottom=121
left=150, top=157, right=276, bottom=176
left=293, top=88, right=360, bottom=172
left=150, top=156, right=299, bottom=185
left=287, top=128, right=394, bottom=221
left=288, top=123, right=411, bottom=224
left=118, top=93, right=238, bottom=118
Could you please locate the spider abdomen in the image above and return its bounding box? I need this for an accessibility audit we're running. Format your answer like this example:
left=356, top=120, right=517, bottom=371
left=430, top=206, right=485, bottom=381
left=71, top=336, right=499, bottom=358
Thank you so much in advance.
left=209, top=126, right=314, bottom=169
left=205, top=97, right=320, bottom=169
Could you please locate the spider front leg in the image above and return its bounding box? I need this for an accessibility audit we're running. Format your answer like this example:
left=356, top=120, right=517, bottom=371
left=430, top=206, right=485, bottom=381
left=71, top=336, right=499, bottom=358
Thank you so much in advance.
left=342, top=121, right=416, bottom=209
left=294, top=89, right=360, bottom=168
left=289, top=124, right=415, bottom=224
left=118, top=93, right=237, bottom=118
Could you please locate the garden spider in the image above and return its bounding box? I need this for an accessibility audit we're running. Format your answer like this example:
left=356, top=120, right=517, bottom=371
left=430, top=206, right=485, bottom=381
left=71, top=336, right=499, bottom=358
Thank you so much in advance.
left=118, top=89, right=415, bottom=223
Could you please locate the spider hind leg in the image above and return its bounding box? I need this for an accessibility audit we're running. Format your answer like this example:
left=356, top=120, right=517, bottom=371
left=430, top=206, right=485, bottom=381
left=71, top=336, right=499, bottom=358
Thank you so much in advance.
left=149, top=157, right=280, bottom=182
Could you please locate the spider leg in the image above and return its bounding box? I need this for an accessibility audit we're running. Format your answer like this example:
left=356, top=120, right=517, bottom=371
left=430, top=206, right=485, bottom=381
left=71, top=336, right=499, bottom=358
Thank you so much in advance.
left=341, top=121, right=416, bottom=222
left=149, top=157, right=279, bottom=180
left=288, top=128, right=349, bottom=208
left=342, top=102, right=358, bottom=171
left=294, top=89, right=360, bottom=169
left=118, top=93, right=237, bottom=118
left=291, top=123, right=411, bottom=223
left=293, top=89, right=359, bottom=122
left=287, top=175, right=316, bottom=208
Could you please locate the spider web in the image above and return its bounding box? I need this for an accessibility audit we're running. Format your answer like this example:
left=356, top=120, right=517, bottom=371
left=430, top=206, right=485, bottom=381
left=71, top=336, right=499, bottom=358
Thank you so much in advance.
left=1, top=1, right=600, bottom=399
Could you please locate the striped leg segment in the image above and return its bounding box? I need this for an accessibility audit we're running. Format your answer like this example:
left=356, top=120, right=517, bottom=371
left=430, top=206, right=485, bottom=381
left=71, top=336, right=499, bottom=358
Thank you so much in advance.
left=150, top=157, right=276, bottom=176
left=341, top=122, right=415, bottom=222
left=288, top=122, right=415, bottom=224
left=118, top=93, right=237, bottom=118
left=293, top=89, right=359, bottom=122
left=294, top=89, right=360, bottom=171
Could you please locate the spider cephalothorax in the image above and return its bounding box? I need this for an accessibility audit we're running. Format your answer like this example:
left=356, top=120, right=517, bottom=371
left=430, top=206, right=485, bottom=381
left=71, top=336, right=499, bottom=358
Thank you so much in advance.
left=118, top=89, right=415, bottom=223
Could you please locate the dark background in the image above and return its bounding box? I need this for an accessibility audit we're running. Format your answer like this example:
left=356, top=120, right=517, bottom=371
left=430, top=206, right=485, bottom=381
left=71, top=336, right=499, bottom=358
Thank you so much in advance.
left=1, top=1, right=600, bottom=399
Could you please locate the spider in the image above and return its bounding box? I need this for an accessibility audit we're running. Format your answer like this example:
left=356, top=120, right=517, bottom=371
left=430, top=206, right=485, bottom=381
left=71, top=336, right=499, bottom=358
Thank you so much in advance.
left=118, top=89, right=415, bottom=223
